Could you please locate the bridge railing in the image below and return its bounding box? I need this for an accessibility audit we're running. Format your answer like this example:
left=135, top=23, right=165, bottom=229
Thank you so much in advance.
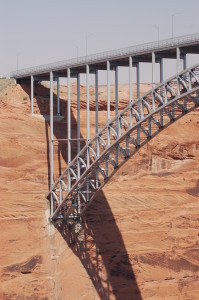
left=11, top=32, right=199, bottom=78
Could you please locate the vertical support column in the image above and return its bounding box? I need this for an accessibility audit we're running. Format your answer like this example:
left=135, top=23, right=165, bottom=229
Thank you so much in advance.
left=136, top=62, right=140, bottom=99
left=107, top=60, right=111, bottom=122
left=160, top=58, right=163, bottom=83
left=86, top=64, right=90, bottom=201
left=77, top=73, right=81, bottom=215
left=160, top=58, right=164, bottom=127
left=183, top=54, right=187, bottom=111
left=107, top=61, right=110, bottom=144
left=95, top=70, right=99, bottom=134
left=31, top=75, right=34, bottom=114
left=152, top=52, right=156, bottom=111
left=176, top=48, right=181, bottom=97
left=95, top=70, right=99, bottom=189
left=57, top=77, right=60, bottom=115
left=50, top=71, right=54, bottom=215
left=115, top=66, right=119, bottom=168
left=183, top=54, right=187, bottom=70
left=57, top=78, right=62, bottom=203
left=115, top=66, right=119, bottom=117
left=152, top=52, right=156, bottom=88
left=176, top=47, right=181, bottom=73
left=86, top=64, right=90, bottom=164
left=77, top=73, right=80, bottom=154
left=106, top=60, right=110, bottom=177
left=67, top=68, right=71, bottom=191
left=129, top=56, right=133, bottom=152
left=136, top=62, right=140, bottom=123
left=77, top=152, right=80, bottom=214
left=129, top=56, right=133, bottom=102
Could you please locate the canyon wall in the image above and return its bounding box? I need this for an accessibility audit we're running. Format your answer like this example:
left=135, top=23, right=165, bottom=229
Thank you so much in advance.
left=0, top=81, right=198, bottom=299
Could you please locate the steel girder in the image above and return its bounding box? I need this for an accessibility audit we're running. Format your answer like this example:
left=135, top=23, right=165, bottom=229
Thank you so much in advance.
left=48, top=63, right=199, bottom=224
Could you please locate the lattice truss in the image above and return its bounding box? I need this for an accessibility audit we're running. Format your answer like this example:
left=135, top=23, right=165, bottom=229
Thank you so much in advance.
left=48, top=63, right=199, bottom=222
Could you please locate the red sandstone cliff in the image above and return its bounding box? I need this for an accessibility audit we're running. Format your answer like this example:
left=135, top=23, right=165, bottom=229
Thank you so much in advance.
left=0, top=80, right=198, bottom=299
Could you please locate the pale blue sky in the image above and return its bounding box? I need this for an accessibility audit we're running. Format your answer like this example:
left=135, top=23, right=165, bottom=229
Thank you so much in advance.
left=1, top=0, right=199, bottom=83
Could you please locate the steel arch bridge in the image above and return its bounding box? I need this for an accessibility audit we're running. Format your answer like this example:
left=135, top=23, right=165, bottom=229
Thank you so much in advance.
left=49, top=63, right=199, bottom=225
left=10, top=32, right=199, bottom=228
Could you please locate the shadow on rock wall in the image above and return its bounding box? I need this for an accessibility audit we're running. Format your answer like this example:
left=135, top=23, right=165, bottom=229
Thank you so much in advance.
left=21, top=82, right=142, bottom=300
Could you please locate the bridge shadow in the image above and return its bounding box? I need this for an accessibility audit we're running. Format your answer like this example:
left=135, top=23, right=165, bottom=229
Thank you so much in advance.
left=21, top=82, right=142, bottom=300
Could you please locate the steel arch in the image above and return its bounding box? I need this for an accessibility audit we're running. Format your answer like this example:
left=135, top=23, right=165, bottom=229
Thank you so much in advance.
left=48, top=63, right=199, bottom=223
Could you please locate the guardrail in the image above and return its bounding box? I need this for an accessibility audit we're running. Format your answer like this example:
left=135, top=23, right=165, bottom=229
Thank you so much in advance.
left=11, top=32, right=199, bottom=78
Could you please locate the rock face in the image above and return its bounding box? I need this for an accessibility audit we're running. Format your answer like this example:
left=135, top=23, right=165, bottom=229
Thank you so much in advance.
left=0, top=81, right=199, bottom=299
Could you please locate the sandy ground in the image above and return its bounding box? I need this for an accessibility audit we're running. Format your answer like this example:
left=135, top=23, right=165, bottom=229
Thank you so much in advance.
left=0, top=80, right=198, bottom=299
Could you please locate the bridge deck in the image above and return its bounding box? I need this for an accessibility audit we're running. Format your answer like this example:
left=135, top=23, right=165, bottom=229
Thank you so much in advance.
left=11, top=32, right=199, bottom=80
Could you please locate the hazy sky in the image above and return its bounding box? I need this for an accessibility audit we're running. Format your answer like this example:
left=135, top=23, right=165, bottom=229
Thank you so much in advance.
left=1, top=0, right=199, bottom=83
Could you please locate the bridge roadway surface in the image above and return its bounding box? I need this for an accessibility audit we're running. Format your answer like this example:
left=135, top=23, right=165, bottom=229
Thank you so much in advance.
left=10, top=33, right=199, bottom=227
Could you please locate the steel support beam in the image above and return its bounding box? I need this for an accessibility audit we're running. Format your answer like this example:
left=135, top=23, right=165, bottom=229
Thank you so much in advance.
left=95, top=70, right=99, bottom=134
left=107, top=61, right=111, bottom=176
left=177, top=47, right=181, bottom=73
left=77, top=73, right=80, bottom=154
left=107, top=60, right=110, bottom=121
left=183, top=54, right=187, bottom=70
left=57, top=77, right=60, bottom=115
left=152, top=52, right=156, bottom=88
left=67, top=68, right=71, bottom=163
left=115, top=66, right=119, bottom=167
left=86, top=64, right=90, bottom=165
left=160, top=58, right=164, bottom=124
left=77, top=73, right=81, bottom=215
left=136, top=62, right=140, bottom=99
left=129, top=56, right=133, bottom=103
left=115, top=66, right=119, bottom=116
left=95, top=70, right=99, bottom=188
left=129, top=56, right=133, bottom=128
left=183, top=54, right=187, bottom=111
left=67, top=68, right=71, bottom=191
left=31, top=75, right=34, bottom=114
left=50, top=71, right=54, bottom=215
left=86, top=64, right=90, bottom=200
left=152, top=52, right=156, bottom=111
left=160, top=58, right=163, bottom=83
